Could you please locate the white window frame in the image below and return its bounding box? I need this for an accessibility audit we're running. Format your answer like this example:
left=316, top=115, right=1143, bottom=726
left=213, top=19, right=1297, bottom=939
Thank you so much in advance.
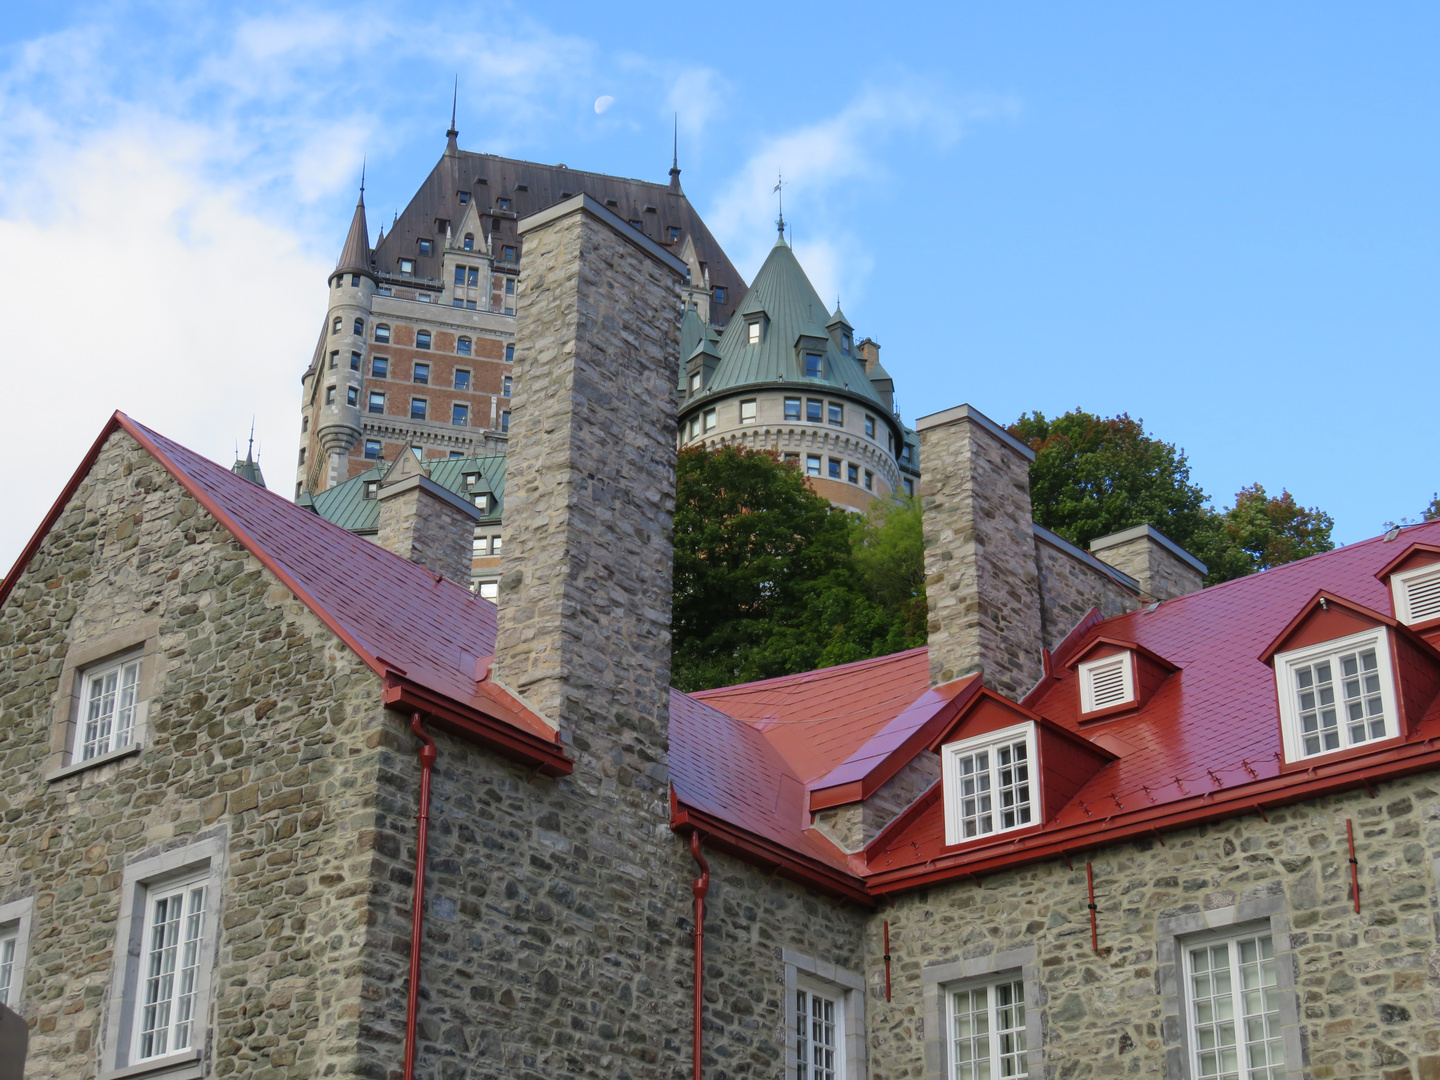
left=1077, top=651, right=1135, bottom=715
left=74, top=650, right=145, bottom=764
left=747, top=320, right=761, bottom=345
left=941, top=721, right=1038, bottom=847
left=1182, top=927, right=1285, bottom=1080
left=1274, top=627, right=1399, bottom=762
left=782, top=949, right=865, bottom=1080
left=795, top=975, right=844, bottom=1080
left=945, top=974, right=1031, bottom=1080
left=923, top=947, right=1040, bottom=1080
left=702, top=408, right=717, bottom=433
left=102, top=835, right=224, bottom=1080
left=739, top=399, right=757, bottom=423
left=1391, top=561, right=1440, bottom=625
left=0, top=898, right=35, bottom=1013
left=132, top=872, right=210, bottom=1064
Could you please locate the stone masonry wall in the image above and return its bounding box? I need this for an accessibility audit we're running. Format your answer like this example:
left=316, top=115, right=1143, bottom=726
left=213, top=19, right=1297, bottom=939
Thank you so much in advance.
left=1035, top=535, right=1142, bottom=653
left=1089, top=532, right=1205, bottom=603
left=867, top=774, right=1440, bottom=1080
left=0, top=430, right=395, bottom=1079
left=376, top=473, right=478, bottom=588
left=919, top=410, right=1044, bottom=699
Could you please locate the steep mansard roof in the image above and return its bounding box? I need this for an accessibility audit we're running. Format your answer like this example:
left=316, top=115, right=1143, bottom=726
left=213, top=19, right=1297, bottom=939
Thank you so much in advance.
left=703, top=237, right=888, bottom=410
left=370, top=143, right=746, bottom=323
left=312, top=452, right=507, bottom=533
left=11, top=418, right=1440, bottom=902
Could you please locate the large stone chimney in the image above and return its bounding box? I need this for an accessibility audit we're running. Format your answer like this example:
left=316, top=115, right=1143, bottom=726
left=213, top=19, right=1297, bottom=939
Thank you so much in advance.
left=917, top=403, right=1044, bottom=699
left=375, top=451, right=480, bottom=587
left=493, top=194, right=686, bottom=738
left=1089, top=523, right=1206, bottom=601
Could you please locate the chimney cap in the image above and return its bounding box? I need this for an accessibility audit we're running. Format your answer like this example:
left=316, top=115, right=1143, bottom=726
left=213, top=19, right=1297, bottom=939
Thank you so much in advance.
left=1088, top=523, right=1207, bottom=576
left=915, top=403, right=1035, bottom=462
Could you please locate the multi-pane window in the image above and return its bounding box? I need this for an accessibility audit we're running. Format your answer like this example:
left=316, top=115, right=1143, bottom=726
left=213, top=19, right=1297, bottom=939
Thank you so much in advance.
left=413, top=363, right=430, bottom=384
left=411, top=398, right=427, bottom=420
left=491, top=537, right=503, bottom=554
left=740, top=400, right=757, bottom=424
left=375, top=325, right=391, bottom=343
left=368, top=391, right=385, bottom=414
left=841, top=332, right=852, bottom=356
left=350, top=351, right=361, bottom=371
left=795, top=986, right=841, bottom=1080
left=497, top=197, right=511, bottom=211
left=689, top=372, right=702, bottom=393
left=500, top=411, right=510, bottom=434
left=805, top=353, right=823, bottom=378
left=942, top=723, right=1036, bottom=845
left=328, top=351, right=338, bottom=369
left=324, top=386, right=335, bottom=405
left=668, top=226, right=681, bottom=242
left=904, top=478, right=914, bottom=495
left=455, top=369, right=471, bottom=390
left=77, top=653, right=142, bottom=761
left=353, top=318, right=363, bottom=335
left=0, top=925, right=17, bottom=1006
left=372, top=357, right=389, bottom=378
left=828, top=458, right=841, bottom=479
left=416, top=331, right=432, bottom=350
left=1185, top=932, right=1283, bottom=1080
left=462, top=232, right=473, bottom=248
left=865, top=415, right=876, bottom=439
left=134, top=876, right=208, bottom=1062
left=847, top=463, right=858, bottom=484
left=503, top=375, right=513, bottom=397
left=346, top=387, right=358, bottom=407
left=806, top=455, right=822, bottom=477
left=504, top=278, right=516, bottom=315
left=747, top=321, right=761, bottom=345
left=364, top=439, right=381, bottom=459
left=806, top=399, right=823, bottom=423
left=785, top=398, right=801, bottom=421
left=1276, top=630, right=1396, bottom=761
left=702, top=409, right=717, bottom=433
left=452, top=403, right=469, bottom=426
left=948, top=978, right=1028, bottom=1080
left=351, top=274, right=360, bottom=287
left=418, top=239, right=432, bottom=256
left=399, top=259, right=414, bottom=276
left=331, top=316, right=341, bottom=334
left=474, top=493, right=490, bottom=513
left=713, top=286, right=727, bottom=304
left=505, top=343, right=515, bottom=363
left=457, top=337, right=472, bottom=356
left=828, top=402, right=843, bottom=426
left=864, top=470, right=874, bottom=491
left=502, top=245, right=517, bottom=262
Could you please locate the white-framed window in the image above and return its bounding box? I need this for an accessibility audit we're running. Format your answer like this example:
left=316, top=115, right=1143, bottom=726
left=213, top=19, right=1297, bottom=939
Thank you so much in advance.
left=1077, top=651, right=1134, bottom=714
left=747, top=320, right=761, bottom=345
left=1391, top=561, right=1440, bottom=625
left=102, top=836, right=224, bottom=1077
left=796, top=978, right=843, bottom=1080
left=1183, top=929, right=1284, bottom=1080
left=947, top=976, right=1029, bottom=1080
left=479, top=582, right=498, bottom=601
left=740, top=399, right=757, bottom=423
left=689, top=371, right=701, bottom=393
left=941, top=721, right=1037, bottom=846
left=806, top=455, right=822, bottom=477
left=0, top=898, right=34, bottom=1011
left=133, top=873, right=209, bottom=1062
left=76, top=652, right=143, bottom=762
left=703, top=408, right=717, bottom=433
left=1274, top=628, right=1398, bottom=761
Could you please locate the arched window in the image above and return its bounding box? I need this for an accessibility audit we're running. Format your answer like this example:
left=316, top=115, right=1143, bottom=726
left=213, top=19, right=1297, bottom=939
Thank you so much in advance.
left=457, top=337, right=472, bottom=355
left=353, top=318, right=363, bottom=336
left=463, top=233, right=474, bottom=251
left=375, top=324, right=391, bottom=343
left=416, top=330, right=432, bottom=350
left=331, top=316, right=341, bottom=334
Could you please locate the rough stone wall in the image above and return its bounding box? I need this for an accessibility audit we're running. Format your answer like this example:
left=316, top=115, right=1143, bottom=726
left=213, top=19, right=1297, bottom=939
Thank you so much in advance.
left=0, top=430, right=393, bottom=1079
left=918, top=411, right=1044, bottom=699
left=1090, top=533, right=1205, bottom=602
left=867, top=775, right=1440, bottom=1080
left=814, top=758, right=944, bottom=855
left=376, top=479, right=477, bottom=587
left=1035, top=534, right=1143, bottom=652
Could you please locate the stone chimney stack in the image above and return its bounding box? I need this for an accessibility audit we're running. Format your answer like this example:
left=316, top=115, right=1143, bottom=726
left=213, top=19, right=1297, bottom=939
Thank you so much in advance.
left=376, top=451, right=481, bottom=587
left=917, top=404, right=1044, bottom=699
left=493, top=195, right=686, bottom=737
left=1088, top=524, right=1206, bottom=601
left=857, top=337, right=881, bottom=377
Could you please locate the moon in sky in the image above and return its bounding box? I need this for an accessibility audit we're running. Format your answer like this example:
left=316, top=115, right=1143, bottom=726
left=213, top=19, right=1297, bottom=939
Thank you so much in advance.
left=594, top=95, right=614, bottom=115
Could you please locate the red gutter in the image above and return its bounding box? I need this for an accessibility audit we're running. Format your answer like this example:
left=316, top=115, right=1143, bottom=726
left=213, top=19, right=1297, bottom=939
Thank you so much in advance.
left=689, top=832, right=710, bottom=1080
left=865, top=739, right=1440, bottom=894
left=671, top=797, right=873, bottom=907
left=383, top=677, right=571, bottom=777
left=404, top=713, right=437, bottom=1080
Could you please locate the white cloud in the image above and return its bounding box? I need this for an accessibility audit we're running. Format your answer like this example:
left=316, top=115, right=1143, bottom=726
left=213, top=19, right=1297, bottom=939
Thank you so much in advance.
left=704, top=83, right=1018, bottom=306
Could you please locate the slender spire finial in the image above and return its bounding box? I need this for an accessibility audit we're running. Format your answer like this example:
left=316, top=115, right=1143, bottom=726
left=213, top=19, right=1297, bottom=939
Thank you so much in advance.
left=669, top=114, right=682, bottom=192
left=446, top=77, right=459, bottom=150
left=773, top=172, right=786, bottom=236
left=358, top=156, right=366, bottom=203
left=247, top=417, right=256, bottom=462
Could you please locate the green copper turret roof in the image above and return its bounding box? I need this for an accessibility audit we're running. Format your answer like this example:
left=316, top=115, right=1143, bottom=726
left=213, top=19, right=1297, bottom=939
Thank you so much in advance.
left=702, top=237, right=885, bottom=408
left=311, top=453, right=506, bottom=533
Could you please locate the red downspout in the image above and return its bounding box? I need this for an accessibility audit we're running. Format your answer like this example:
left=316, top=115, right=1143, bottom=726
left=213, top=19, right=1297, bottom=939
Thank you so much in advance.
left=404, top=713, right=438, bottom=1080
left=689, top=831, right=710, bottom=1080
left=883, top=921, right=892, bottom=1002
left=1086, top=861, right=1098, bottom=954
left=1345, top=818, right=1361, bottom=913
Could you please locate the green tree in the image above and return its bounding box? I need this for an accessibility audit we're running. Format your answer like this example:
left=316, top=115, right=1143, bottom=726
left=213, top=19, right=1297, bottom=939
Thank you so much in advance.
left=671, top=446, right=924, bottom=691
left=1009, top=409, right=1334, bottom=586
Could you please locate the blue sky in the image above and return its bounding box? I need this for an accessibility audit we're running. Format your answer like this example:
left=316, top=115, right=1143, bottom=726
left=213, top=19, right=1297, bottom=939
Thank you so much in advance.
left=1, top=1, right=1436, bottom=569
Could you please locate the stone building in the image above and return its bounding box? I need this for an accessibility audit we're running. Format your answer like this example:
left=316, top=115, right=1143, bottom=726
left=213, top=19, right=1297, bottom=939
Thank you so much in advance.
left=295, top=124, right=745, bottom=501
left=2, top=187, right=1438, bottom=1080
left=676, top=228, right=921, bottom=510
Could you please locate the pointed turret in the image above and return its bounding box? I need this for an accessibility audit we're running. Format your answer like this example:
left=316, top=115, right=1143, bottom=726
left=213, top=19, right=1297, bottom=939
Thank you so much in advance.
left=335, top=189, right=372, bottom=280
left=231, top=438, right=267, bottom=489
left=679, top=300, right=706, bottom=380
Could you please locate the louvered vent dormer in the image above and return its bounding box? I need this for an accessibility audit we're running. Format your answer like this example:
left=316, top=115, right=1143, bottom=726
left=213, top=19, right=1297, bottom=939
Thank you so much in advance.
left=1078, top=652, right=1135, bottom=715
left=1393, top=562, right=1440, bottom=626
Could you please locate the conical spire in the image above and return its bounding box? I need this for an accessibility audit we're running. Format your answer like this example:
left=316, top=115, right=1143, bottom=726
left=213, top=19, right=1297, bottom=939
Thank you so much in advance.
left=669, top=114, right=682, bottom=193
left=445, top=76, right=459, bottom=154
left=335, top=182, right=372, bottom=279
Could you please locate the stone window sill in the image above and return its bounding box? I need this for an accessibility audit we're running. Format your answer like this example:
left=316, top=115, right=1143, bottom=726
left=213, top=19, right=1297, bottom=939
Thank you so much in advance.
left=100, top=1050, right=201, bottom=1080
left=46, top=741, right=142, bottom=782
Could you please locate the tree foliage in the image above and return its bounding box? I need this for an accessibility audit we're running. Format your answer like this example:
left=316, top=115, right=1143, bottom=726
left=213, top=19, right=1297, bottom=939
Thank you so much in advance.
left=1009, top=409, right=1334, bottom=585
left=671, top=445, right=925, bottom=691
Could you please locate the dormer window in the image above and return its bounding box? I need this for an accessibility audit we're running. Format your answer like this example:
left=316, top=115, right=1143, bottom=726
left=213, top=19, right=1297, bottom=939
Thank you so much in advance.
left=1078, top=652, right=1134, bottom=714
left=1275, top=629, right=1397, bottom=760
left=363, top=481, right=379, bottom=500
left=418, top=239, right=433, bottom=256
left=805, top=353, right=823, bottom=378
left=842, top=332, right=852, bottom=356
left=942, top=722, right=1037, bottom=845
left=496, top=197, right=511, bottom=211
left=1392, top=562, right=1440, bottom=625
left=399, top=259, right=415, bottom=276
left=688, top=371, right=701, bottom=393
left=458, top=191, right=470, bottom=204
left=463, top=472, right=480, bottom=491
left=474, top=493, right=490, bottom=513
left=463, top=233, right=474, bottom=250
left=747, top=320, right=762, bottom=345
left=714, top=287, right=727, bottom=304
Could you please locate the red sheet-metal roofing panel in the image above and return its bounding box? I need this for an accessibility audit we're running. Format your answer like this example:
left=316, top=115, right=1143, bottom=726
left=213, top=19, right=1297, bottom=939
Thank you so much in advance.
left=117, top=416, right=555, bottom=744
left=690, top=648, right=931, bottom=783
left=870, top=522, right=1440, bottom=872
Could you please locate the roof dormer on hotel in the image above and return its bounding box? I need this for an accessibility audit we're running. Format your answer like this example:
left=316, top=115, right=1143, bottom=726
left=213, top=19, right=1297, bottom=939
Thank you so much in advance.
left=1067, top=637, right=1179, bottom=721
left=1375, top=542, right=1440, bottom=631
